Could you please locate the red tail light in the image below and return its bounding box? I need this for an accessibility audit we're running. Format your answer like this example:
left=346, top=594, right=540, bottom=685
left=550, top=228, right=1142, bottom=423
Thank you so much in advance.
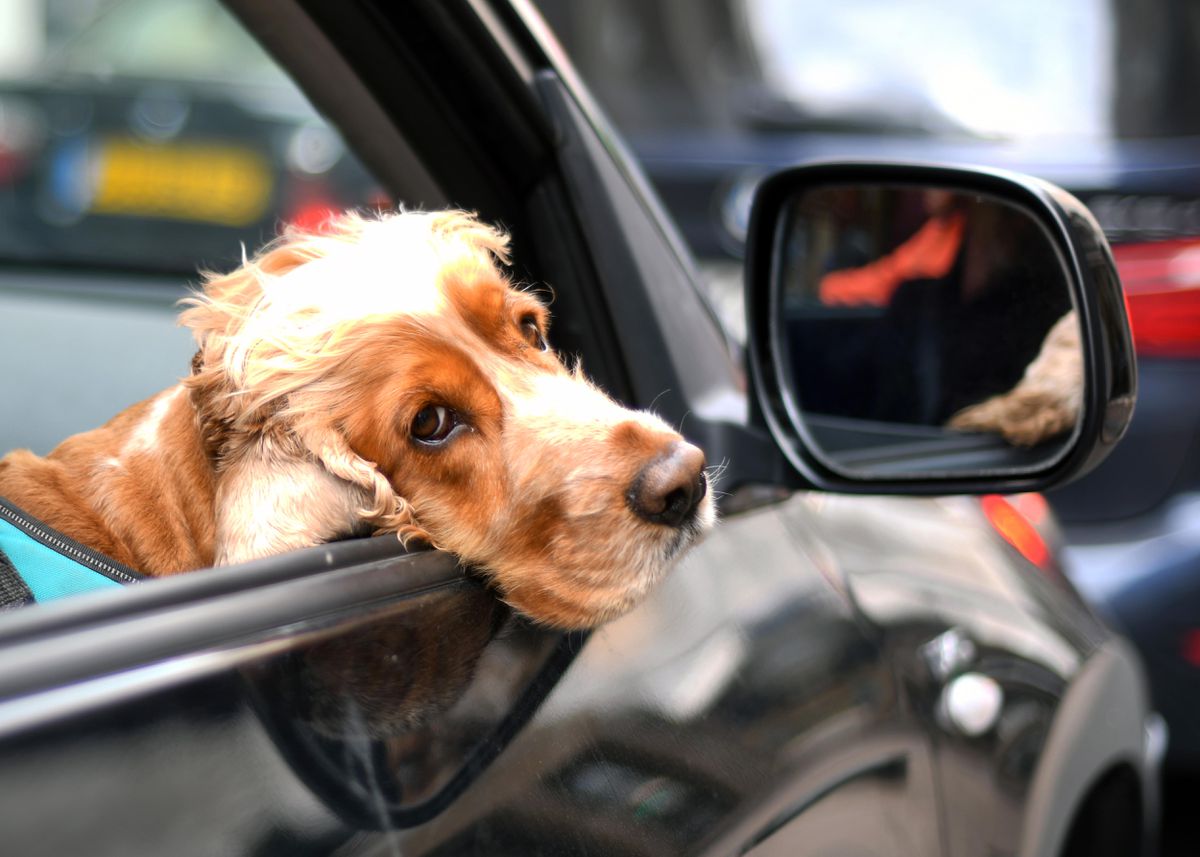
left=980, top=494, right=1052, bottom=571
left=0, top=148, right=26, bottom=183
left=1112, top=238, right=1200, bottom=358
left=287, top=200, right=338, bottom=233
left=1182, top=630, right=1200, bottom=668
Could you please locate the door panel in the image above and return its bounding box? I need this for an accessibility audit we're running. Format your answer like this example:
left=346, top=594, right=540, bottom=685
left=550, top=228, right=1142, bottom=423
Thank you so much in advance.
left=0, top=501, right=946, bottom=857
left=389, top=499, right=944, bottom=857
left=742, top=750, right=935, bottom=857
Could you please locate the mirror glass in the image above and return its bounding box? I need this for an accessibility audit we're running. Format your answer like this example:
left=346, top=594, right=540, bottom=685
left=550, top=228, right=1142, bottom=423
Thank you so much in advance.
left=773, top=184, right=1082, bottom=478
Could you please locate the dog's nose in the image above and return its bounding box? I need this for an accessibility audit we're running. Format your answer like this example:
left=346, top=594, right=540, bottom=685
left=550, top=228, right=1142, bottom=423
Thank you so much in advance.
left=628, top=441, right=707, bottom=528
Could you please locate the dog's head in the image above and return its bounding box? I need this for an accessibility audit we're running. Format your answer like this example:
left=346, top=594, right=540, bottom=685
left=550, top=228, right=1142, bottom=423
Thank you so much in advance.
left=181, top=210, right=714, bottom=628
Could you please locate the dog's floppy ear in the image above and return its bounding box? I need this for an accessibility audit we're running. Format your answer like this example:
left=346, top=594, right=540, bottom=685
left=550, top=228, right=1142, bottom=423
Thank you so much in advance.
left=186, top=349, right=235, bottom=465
left=294, top=421, right=429, bottom=545
left=178, top=218, right=371, bottom=455
left=180, top=238, right=299, bottom=440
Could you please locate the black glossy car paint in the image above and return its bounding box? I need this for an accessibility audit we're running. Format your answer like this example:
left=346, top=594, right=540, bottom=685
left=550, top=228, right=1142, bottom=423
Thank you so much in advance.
left=0, top=496, right=1112, bottom=856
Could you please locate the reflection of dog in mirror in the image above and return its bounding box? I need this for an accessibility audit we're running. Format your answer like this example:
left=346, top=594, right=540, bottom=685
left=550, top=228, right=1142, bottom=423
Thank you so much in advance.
left=948, top=311, right=1083, bottom=446
left=0, top=211, right=715, bottom=628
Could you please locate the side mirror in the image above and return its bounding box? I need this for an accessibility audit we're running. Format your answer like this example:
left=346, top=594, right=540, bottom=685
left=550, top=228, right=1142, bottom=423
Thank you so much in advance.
left=745, top=162, right=1136, bottom=494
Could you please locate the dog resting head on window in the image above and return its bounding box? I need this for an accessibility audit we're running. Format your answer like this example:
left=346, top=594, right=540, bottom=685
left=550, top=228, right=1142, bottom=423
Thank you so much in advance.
left=0, top=210, right=714, bottom=629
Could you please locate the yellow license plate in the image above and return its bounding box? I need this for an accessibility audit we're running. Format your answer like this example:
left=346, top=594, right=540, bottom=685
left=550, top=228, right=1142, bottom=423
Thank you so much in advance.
left=90, top=139, right=273, bottom=227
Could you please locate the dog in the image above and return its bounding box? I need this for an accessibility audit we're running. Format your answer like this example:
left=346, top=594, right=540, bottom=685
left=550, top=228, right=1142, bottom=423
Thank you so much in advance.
left=0, top=210, right=714, bottom=628
left=948, top=310, right=1083, bottom=447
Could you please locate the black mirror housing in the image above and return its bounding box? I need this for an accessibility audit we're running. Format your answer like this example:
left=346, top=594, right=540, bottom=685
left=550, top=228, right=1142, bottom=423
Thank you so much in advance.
left=745, top=161, right=1136, bottom=495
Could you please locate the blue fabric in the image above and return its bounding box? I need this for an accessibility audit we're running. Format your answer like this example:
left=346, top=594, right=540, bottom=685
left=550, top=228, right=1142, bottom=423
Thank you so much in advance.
left=0, top=516, right=124, bottom=602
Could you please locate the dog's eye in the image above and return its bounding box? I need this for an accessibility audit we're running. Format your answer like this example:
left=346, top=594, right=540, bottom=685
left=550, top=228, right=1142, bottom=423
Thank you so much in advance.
left=411, top=405, right=458, bottom=444
left=519, top=316, right=549, bottom=352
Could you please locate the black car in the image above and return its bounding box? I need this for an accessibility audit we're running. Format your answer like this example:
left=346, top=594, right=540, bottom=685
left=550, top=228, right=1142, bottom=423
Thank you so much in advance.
left=0, top=1, right=1156, bottom=856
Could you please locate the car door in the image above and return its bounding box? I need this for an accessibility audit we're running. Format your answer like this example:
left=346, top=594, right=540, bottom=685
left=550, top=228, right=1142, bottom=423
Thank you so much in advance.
left=0, top=1, right=990, bottom=854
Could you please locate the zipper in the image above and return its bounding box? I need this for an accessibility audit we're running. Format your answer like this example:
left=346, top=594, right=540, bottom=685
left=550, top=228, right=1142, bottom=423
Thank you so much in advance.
left=0, top=499, right=142, bottom=585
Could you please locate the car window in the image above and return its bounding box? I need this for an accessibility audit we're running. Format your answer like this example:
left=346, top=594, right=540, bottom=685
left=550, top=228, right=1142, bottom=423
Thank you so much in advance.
left=251, top=585, right=580, bottom=826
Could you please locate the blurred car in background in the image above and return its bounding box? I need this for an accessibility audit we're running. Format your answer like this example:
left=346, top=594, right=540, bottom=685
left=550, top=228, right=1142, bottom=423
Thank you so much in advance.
left=535, top=0, right=1200, bottom=780
left=0, top=0, right=382, bottom=275
left=0, top=0, right=386, bottom=459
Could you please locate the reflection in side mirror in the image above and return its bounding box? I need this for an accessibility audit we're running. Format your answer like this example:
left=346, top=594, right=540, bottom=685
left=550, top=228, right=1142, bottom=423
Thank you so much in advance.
left=746, top=163, right=1137, bottom=493
left=777, top=184, right=1080, bottom=477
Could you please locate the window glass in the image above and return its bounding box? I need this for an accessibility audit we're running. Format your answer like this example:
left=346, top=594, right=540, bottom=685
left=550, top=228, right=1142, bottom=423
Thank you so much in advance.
left=248, top=579, right=574, bottom=825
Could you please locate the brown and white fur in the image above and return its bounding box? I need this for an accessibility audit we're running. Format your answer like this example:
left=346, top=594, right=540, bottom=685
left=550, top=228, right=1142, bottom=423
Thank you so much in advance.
left=0, top=210, right=714, bottom=628
left=948, top=310, right=1083, bottom=446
